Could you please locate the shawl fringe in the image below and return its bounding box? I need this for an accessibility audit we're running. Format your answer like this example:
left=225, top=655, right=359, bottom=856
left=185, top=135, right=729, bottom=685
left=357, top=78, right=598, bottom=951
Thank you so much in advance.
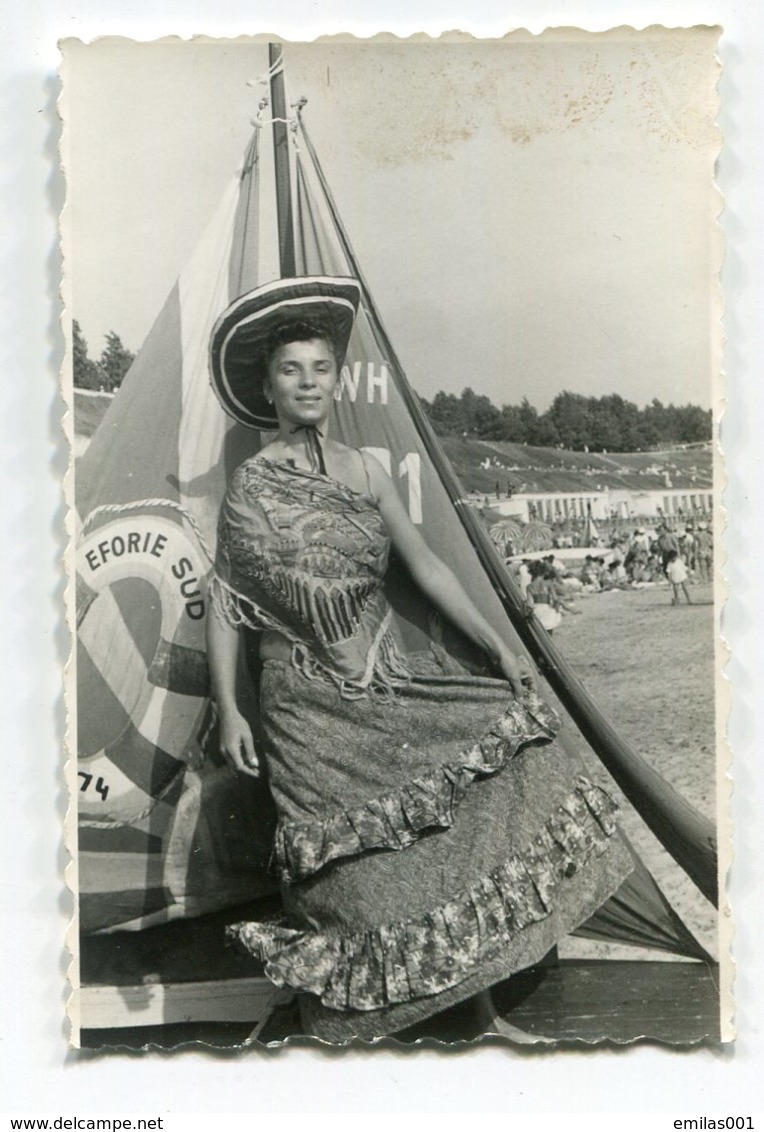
left=275, top=692, right=561, bottom=883
left=228, top=776, right=620, bottom=1012
left=210, top=573, right=411, bottom=699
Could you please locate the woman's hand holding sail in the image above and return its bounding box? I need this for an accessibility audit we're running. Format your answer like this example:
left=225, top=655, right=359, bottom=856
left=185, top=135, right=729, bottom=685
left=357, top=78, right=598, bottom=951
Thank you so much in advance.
left=496, top=647, right=536, bottom=697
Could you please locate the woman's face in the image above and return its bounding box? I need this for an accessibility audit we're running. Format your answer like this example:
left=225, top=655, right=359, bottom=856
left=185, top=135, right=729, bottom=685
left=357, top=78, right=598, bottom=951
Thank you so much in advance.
left=265, top=337, right=339, bottom=429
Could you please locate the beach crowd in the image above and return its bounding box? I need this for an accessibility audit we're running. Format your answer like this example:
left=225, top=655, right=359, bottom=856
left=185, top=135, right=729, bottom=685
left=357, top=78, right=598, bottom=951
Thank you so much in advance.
left=507, top=521, right=713, bottom=630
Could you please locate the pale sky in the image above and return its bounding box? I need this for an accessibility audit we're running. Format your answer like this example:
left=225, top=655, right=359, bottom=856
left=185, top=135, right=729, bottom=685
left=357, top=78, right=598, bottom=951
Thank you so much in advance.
left=63, top=31, right=720, bottom=410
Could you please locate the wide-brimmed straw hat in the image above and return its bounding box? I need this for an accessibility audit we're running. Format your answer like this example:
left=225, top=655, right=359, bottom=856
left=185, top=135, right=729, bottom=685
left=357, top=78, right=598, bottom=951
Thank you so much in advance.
left=209, top=276, right=362, bottom=429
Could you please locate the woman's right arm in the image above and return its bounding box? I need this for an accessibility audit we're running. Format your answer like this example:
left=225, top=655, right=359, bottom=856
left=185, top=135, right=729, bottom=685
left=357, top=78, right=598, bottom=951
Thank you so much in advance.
left=206, top=610, right=260, bottom=777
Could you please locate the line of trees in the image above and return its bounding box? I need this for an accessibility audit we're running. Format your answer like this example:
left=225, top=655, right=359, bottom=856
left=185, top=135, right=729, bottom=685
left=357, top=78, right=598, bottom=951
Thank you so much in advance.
left=71, top=320, right=712, bottom=453
left=73, top=320, right=135, bottom=392
left=420, top=387, right=712, bottom=452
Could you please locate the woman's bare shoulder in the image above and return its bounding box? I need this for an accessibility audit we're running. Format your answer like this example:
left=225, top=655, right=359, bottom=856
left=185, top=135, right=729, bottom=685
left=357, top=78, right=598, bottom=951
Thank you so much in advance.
left=249, top=439, right=287, bottom=465
left=235, top=444, right=285, bottom=472
left=226, top=451, right=281, bottom=495
left=326, top=438, right=358, bottom=462
left=324, top=441, right=373, bottom=495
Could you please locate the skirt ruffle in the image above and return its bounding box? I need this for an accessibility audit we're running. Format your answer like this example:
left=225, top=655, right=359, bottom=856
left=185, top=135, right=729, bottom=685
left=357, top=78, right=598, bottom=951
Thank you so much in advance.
left=273, top=690, right=560, bottom=883
left=229, top=775, right=619, bottom=1011
left=240, top=659, right=634, bottom=1038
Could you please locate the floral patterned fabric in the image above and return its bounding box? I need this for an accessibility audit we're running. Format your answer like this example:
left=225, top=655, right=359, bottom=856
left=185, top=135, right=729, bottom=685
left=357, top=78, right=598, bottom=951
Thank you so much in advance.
left=230, top=776, right=619, bottom=1012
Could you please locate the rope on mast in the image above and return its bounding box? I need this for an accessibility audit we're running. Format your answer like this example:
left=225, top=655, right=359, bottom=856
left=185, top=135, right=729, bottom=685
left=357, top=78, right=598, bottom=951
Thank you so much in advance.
left=247, top=56, right=284, bottom=87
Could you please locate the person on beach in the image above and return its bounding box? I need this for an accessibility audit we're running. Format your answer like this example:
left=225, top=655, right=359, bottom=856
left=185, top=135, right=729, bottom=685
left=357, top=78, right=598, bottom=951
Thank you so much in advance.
left=681, top=526, right=697, bottom=575
left=547, top=568, right=582, bottom=611
left=526, top=562, right=563, bottom=632
left=665, top=549, right=693, bottom=605
left=206, top=276, right=633, bottom=1043
left=634, top=528, right=651, bottom=555
left=508, top=557, right=532, bottom=600
left=657, top=525, right=680, bottom=575
left=580, top=555, right=600, bottom=590
left=600, top=561, right=630, bottom=591
left=694, top=523, right=713, bottom=583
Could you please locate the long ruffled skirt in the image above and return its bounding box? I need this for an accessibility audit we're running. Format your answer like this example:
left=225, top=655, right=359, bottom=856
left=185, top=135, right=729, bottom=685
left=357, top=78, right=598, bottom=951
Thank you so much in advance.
left=229, top=660, right=634, bottom=1041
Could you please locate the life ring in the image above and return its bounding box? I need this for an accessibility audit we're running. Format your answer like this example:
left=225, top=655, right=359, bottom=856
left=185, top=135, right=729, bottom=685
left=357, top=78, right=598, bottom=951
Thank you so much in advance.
left=75, top=515, right=211, bottom=826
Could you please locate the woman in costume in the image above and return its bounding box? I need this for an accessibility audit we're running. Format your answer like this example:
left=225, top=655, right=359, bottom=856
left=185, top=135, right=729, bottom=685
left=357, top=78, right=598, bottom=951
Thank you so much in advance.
left=207, top=276, right=633, bottom=1042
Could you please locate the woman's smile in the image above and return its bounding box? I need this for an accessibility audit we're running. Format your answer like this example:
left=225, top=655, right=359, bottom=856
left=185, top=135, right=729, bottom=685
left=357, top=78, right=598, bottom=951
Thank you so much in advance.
left=266, top=338, right=339, bottom=427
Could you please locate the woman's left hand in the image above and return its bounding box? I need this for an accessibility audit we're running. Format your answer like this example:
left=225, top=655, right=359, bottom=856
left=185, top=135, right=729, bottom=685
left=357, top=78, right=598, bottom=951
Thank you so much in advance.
left=497, top=647, right=537, bottom=696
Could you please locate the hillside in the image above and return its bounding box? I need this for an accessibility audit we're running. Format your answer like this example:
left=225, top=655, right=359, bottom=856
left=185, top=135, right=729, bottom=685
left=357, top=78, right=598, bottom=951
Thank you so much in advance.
left=73, top=390, right=114, bottom=438
left=73, top=389, right=712, bottom=495
left=437, top=436, right=712, bottom=496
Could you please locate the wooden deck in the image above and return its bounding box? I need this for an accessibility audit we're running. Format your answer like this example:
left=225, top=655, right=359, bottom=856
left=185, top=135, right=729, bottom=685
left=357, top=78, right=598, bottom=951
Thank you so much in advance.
left=76, top=932, right=715, bottom=1045
left=252, top=960, right=721, bottom=1047
left=494, top=959, right=720, bottom=1044
left=76, top=908, right=720, bottom=1048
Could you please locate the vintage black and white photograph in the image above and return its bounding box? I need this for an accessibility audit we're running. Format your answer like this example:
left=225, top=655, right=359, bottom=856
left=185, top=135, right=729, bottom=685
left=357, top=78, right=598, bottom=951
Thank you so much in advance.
left=62, top=30, right=725, bottom=1050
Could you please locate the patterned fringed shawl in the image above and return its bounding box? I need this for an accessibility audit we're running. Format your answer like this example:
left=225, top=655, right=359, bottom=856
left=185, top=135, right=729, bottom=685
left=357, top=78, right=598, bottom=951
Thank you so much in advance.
left=211, top=458, right=411, bottom=696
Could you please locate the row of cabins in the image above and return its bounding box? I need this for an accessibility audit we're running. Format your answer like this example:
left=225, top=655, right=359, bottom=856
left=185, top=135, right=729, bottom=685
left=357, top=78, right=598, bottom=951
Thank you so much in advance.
left=478, top=486, right=714, bottom=525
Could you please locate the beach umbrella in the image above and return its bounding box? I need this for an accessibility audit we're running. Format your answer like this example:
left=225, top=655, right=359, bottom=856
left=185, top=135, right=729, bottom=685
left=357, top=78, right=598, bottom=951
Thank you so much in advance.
left=521, top=521, right=554, bottom=551
left=489, top=519, right=523, bottom=554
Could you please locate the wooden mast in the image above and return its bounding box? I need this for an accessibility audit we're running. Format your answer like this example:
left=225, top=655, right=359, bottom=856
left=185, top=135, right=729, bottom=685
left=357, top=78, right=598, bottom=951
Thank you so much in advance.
left=269, top=42, right=296, bottom=278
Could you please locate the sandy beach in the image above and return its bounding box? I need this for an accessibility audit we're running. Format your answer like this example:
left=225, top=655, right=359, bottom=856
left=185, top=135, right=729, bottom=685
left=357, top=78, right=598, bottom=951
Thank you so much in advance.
left=550, top=580, right=718, bottom=961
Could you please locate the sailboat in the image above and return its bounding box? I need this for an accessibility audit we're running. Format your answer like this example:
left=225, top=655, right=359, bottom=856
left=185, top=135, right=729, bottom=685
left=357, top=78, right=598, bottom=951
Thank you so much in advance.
left=72, top=43, right=719, bottom=1045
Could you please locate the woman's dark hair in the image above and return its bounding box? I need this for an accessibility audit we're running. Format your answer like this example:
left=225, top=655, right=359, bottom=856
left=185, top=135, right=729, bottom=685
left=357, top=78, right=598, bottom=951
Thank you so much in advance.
left=264, top=319, right=341, bottom=366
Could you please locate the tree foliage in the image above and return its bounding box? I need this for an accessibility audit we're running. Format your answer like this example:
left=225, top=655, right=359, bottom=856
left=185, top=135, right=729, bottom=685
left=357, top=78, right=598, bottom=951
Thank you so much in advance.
left=72, top=320, right=102, bottom=390
left=419, top=385, right=711, bottom=451
left=72, top=322, right=135, bottom=392
left=99, top=331, right=135, bottom=391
